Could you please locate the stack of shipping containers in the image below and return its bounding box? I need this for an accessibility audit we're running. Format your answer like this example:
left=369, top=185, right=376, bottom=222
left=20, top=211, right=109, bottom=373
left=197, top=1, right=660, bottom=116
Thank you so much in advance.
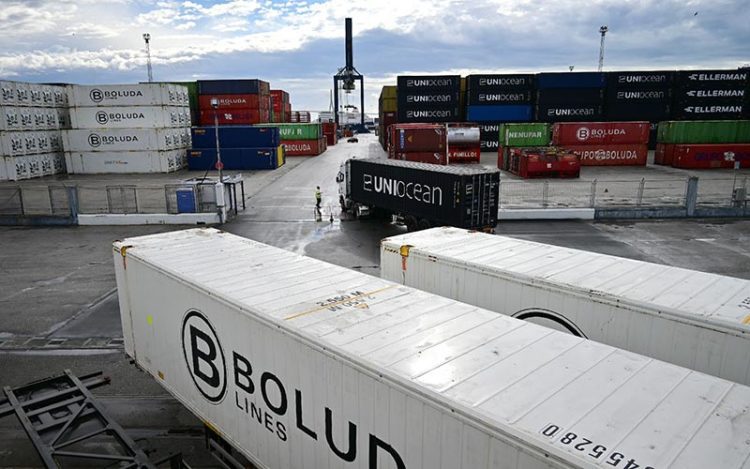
left=378, top=86, right=397, bottom=150
left=536, top=72, right=606, bottom=122
left=64, top=84, right=191, bottom=174
left=397, top=75, right=461, bottom=123
left=497, top=123, right=551, bottom=169
left=256, top=123, right=325, bottom=156
left=465, top=74, right=535, bottom=124
left=388, top=123, right=448, bottom=164
left=655, top=120, right=750, bottom=169
left=672, top=70, right=747, bottom=121
left=551, top=121, right=650, bottom=166
left=197, top=79, right=271, bottom=126
left=270, top=89, right=290, bottom=123
left=187, top=126, right=284, bottom=170
left=0, top=81, right=68, bottom=181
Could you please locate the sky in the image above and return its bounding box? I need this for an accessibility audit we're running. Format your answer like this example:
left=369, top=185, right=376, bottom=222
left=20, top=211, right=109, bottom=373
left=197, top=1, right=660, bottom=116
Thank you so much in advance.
left=1, top=0, right=748, bottom=115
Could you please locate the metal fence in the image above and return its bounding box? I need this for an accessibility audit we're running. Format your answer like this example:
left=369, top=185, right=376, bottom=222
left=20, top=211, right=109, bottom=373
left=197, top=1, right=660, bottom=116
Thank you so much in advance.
left=499, top=177, right=747, bottom=209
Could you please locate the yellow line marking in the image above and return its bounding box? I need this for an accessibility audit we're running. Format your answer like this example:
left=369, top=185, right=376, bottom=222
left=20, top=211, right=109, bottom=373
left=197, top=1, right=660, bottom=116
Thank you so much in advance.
left=742, top=314, right=750, bottom=325
left=283, top=285, right=397, bottom=321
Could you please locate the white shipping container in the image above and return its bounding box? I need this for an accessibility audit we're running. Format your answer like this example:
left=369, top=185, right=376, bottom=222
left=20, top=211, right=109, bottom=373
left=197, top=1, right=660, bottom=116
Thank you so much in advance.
left=3, top=155, right=30, bottom=180
left=1, top=130, right=65, bottom=157
left=64, top=128, right=191, bottom=152
left=65, top=149, right=184, bottom=174
left=2, top=153, right=65, bottom=180
left=381, top=227, right=750, bottom=386
left=0, top=81, right=16, bottom=106
left=14, top=82, right=31, bottom=106
left=115, top=229, right=750, bottom=469
left=69, top=106, right=190, bottom=129
left=68, top=83, right=189, bottom=107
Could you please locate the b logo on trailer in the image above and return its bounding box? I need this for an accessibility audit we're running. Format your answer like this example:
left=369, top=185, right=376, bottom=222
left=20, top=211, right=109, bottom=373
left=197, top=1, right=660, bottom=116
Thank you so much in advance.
left=181, top=310, right=227, bottom=403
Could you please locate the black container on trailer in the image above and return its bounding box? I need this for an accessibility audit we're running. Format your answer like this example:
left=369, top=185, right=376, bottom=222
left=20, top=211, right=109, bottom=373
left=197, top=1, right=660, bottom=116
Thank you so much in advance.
left=398, top=91, right=461, bottom=108
left=197, top=79, right=270, bottom=95
left=397, top=75, right=461, bottom=93
left=397, top=106, right=461, bottom=123
left=348, top=158, right=499, bottom=229
left=536, top=104, right=604, bottom=122
left=536, top=88, right=604, bottom=104
left=606, top=71, right=674, bottom=88
left=467, top=90, right=534, bottom=105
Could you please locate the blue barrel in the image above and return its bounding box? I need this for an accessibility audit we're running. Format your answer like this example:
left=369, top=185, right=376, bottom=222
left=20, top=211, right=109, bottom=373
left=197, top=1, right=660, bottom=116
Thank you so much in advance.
left=191, top=126, right=280, bottom=149
left=176, top=188, right=196, bottom=213
left=537, top=73, right=606, bottom=89
left=187, top=148, right=279, bottom=170
left=466, top=105, right=533, bottom=122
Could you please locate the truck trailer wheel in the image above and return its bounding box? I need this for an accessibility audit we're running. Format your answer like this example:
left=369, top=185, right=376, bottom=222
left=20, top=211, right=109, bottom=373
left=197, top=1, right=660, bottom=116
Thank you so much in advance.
left=418, top=219, right=431, bottom=231
left=404, top=215, right=418, bottom=232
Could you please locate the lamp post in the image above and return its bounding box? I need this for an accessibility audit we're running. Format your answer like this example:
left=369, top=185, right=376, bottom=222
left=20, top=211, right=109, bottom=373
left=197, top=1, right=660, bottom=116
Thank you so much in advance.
left=142, top=33, right=153, bottom=83
left=598, top=26, right=608, bottom=72
left=210, top=97, right=224, bottom=183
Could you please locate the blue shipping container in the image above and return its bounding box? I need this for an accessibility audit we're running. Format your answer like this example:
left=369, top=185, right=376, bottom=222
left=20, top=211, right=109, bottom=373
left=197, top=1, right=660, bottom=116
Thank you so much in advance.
left=187, top=148, right=281, bottom=171
left=197, top=79, right=269, bottom=95
left=192, top=126, right=280, bottom=149
left=466, top=105, right=533, bottom=122
left=536, top=72, right=606, bottom=89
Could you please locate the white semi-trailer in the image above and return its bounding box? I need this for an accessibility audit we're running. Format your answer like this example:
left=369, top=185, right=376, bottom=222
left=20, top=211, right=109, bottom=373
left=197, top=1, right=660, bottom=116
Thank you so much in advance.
left=381, top=227, right=750, bottom=387
left=115, top=228, right=750, bottom=469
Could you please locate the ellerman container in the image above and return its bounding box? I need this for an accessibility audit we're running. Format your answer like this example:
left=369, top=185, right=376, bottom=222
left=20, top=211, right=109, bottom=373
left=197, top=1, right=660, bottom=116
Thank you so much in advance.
left=657, top=120, right=750, bottom=144
left=498, top=123, right=550, bottom=146
left=381, top=227, right=750, bottom=386
left=115, top=228, right=750, bottom=469
left=254, top=123, right=321, bottom=140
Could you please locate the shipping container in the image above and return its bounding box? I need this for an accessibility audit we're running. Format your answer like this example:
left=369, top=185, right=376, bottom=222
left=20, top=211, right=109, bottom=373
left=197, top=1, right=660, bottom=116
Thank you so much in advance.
left=64, top=128, right=191, bottom=152
left=671, top=102, right=745, bottom=120
left=281, top=138, right=325, bottom=156
left=507, top=147, right=580, bottom=178
left=197, top=79, right=270, bottom=95
left=671, top=143, right=750, bottom=169
left=536, top=88, right=604, bottom=104
left=675, top=69, right=749, bottom=86
left=467, top=90, right=533, bottom=105
left=115, top=228, right=750, bottom=469
left=604, top=88, right=671, bottom=103
left=398, top=91, right=460, bottom=107
left=466, top=74, right=535, bottom=91
left=69, top=83, right=189, bottom=108
left=382, top=226, right=750, bottom=386
left=191, top=126, right=280, bottom=149
left=606, top=71, right=674, bottom=88
left=498, top=123, right=550, bottom=147
left=70, top=106, right=190, bottom=129
left=536, top=104, right=604, bottom=122
left=657, top=120, right=750, bottom=144
left=481, top=139, right=499, bottom=151
left=187, top=147, right=283, bottom=170
left=397, top=106, right=461, bottom=123
left=198, top=94, right=268, bottom=110
left=199, top=109, right=269, bottom=126
left=448, top=146, right=481, bottom=163
left=536, top=72, right=606, bottom=89
left=389, top=123, right=446, bottom=153
left=603, top=102, right=671, bottom=122
left=564, top=144, right=648, bottom=166
left=345, top=158, right=498, bottom=228
left=64, top=149, right=184, bottom=174
left=390, top=151, right=447, bottom=165
left=674, top=87, right=746, bottom=102
left=0, top=81, right=17, bottom=106
left=1, top=130, right=64, bottom=156
left=254, top=123, right=321, bottom=140
left=465, top=105, right=532, bottom=122
left=447, top=125, right=480, bottom=145
left=396, top=75, right=461, bottom=92
left=551, top=121, right=650, bottom=145
left=654, top=143, right=675, bottom=165
left=2, top=153, right=65, bottom=181
left=379, top=97, right=397, bottom=113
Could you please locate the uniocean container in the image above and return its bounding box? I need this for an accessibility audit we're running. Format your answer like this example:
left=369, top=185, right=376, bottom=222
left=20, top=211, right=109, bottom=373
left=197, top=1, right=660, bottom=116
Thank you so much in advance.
left=671, top=143, right=750, bottom=169
left=70, top=106, right=190, bottom=129
left=255, top=123, right=321, bottom=140
left=64, top=128, right=191, bottom=152
left=564, top=144, right=648, bottom=166
left=191, top=126, right=280, bottom=149
left=382, top=227, right=750, bottom=386
left=536, top=104, right=604, bottom=122
left=536, top=72, right=606, bottom=89
left=186, top=147, right=283, bottom=170
left=396, top=75, right=460, bottom=91
left=65, top=149, right=184, bottom=174
left=466, top=105, right=532, bottom=122
left=657, top=120, right=750, bottom=144
left=499, top=123, right=550, bottom=147
left=115, top=228, right=750, bottom=469
left=68, top=84, right=189, bottom=107
left=606, top=71, right=674, bottom=88
left=397, top=107, right=460, bottom=123
left=197, top=79, right=270, bottom=95
left=466, top=74, right=535, bottom=92
left=552, top=121, right=650, bottom=145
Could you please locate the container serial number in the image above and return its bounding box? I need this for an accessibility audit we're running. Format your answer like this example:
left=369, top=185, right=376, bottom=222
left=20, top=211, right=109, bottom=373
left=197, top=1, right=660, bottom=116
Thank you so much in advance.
left=540, top=424, right=655, bottom=469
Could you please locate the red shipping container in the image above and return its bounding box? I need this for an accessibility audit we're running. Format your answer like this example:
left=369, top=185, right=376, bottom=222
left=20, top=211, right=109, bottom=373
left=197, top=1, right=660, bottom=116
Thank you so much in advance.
left=654, top=143, right=676, bottom=166
left=448, top=146, right=481, bottom=163
left=282, top=139, right=324, bottom=157
left=390, top=123, right=447, bottom=153
left=552, top=121, right=650, bottom=145
left=390, top=151, right=447, bottom=165
left=564, top=144, right=648, bottom=166
left=198, top=94, right=264, bottom=110
left=509, top=148, right=580, bottom=178
left=199, top=109, right=263, bottom=126
left=672, top=144, right=750, bottom=169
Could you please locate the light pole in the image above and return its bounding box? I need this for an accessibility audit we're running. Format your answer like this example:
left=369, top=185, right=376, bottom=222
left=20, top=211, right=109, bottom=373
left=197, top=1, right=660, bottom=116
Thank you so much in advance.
left=598, top=26, right=608, bottom=72
left=210, top=98, right=224, bottom=183
left=143, top=33, right=153, bottom=83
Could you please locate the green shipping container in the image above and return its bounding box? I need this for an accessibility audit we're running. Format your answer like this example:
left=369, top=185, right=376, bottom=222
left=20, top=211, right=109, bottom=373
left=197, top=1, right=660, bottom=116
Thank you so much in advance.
left=255, top=123, right=321, bottom=140
left=657, top=120, right=750, bottom=144
left=499, top=123, right=551, bottom=146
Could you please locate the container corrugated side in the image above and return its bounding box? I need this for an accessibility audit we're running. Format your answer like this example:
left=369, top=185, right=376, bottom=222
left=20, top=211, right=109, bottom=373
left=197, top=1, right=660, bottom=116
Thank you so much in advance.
left=69, top=84, right=189, bottom=107
left=115, top=228, right=750, bottom=469
left=381, top=227, right=750, bottom=386
left=65, top=149, right=184, bottom=174
left=64, top=128, right=191, bottom=152
left=499, top=123, right=550, bottom=146
left=69, top=106, right=191, bottom=129
left=657, top=120, right=750, bottom=144
left=254, top=123, right=321, bottom=140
